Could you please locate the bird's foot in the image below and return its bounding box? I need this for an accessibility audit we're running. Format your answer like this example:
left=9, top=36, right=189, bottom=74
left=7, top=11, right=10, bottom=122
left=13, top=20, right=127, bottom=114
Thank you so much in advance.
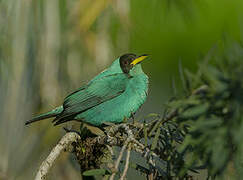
left=82, top=124, right=105, bottom=136
left=130, top=113, right=136, bottom=124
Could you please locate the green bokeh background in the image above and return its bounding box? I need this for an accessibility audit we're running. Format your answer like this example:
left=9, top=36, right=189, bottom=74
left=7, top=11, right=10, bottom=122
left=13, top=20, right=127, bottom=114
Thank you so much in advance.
left=0, top=0, right=243, bottom=179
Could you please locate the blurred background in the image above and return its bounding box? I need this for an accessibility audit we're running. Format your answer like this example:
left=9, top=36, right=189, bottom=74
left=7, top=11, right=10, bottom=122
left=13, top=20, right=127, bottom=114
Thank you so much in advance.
left=1, top=0, right=243, bottom=179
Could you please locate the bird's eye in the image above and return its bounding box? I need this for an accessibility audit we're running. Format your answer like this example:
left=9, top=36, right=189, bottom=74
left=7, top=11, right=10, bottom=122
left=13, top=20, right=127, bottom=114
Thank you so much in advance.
left=124, top=61, right=129, bottom=65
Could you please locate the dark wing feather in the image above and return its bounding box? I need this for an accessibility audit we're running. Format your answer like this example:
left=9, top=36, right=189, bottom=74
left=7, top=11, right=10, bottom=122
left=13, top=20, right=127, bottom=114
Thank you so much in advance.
left=64, top=85, right=87, bottom=99
left=53, top=73, right=128, bottom=124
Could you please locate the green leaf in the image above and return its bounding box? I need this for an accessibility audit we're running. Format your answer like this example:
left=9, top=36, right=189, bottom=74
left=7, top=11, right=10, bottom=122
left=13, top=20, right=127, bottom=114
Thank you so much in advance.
left=148, top=118, right=161, bottom=137
left=143, top=122, right=148, bottom=147
left=82, top=169, right=110, bottom=176
left=181, top=103, right=209, bottom=119
left=129, top=162, right=150, bottom=174
left=145, top=113, right=160, bottom=118
left=151, top=127, right=160, bottom=151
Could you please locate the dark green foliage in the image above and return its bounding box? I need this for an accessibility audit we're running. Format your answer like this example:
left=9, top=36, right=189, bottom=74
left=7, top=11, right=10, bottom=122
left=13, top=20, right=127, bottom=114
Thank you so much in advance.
left=167, top=44, right=243, bottom=178
left=127, top=44, right=243, bottom=179
left=139, top=113, right=191, bottom=179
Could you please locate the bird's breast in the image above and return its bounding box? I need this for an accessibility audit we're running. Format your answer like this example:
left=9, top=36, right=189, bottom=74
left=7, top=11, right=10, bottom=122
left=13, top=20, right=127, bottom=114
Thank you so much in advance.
left=122, top=74, right=148, bottom=113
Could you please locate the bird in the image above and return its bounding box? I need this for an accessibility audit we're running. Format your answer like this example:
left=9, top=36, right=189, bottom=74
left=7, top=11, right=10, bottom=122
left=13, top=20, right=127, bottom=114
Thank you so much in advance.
left=25, top=53, right=149, bottom=127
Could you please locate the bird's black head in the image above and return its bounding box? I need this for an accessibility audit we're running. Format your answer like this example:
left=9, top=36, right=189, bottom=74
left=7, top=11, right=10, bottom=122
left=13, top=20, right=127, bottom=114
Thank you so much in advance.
left=119, top=53, right=136, bottom=74
left=119, top=53, right=149, bottom=74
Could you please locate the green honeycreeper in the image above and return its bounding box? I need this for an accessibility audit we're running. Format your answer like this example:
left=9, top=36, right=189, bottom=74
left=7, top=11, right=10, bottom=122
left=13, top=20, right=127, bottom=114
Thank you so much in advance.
left=25, top=53, right=149, bottom=126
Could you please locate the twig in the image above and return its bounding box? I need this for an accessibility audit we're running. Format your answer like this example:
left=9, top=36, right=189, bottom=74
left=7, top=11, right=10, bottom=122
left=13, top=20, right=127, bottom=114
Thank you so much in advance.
left=131, top=138, right=158, bottom=158
left=35, top=132, right=81, bottom=180
left=106, top=145, right=114, bottom=156
left=147, top=155, right=156, bottom=180
left=109, top=138, right=130, bottom=180
left=120, top=144, right=131, bottom=180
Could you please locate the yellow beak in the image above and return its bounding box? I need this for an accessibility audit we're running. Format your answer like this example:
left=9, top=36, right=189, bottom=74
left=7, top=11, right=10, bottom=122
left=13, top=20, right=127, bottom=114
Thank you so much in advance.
left=131, top=54, right=149, bottom=65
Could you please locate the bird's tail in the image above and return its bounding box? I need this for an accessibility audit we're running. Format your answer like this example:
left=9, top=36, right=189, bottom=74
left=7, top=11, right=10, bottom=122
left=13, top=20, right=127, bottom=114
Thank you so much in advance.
left=25, top=106, right=63, bottom=125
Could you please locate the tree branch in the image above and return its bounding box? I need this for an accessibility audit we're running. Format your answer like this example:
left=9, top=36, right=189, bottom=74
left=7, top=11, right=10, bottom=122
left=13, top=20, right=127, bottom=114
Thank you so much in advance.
left=35, top=132, right=81, bottom=180
left=120, top=144, right=131, bottom=180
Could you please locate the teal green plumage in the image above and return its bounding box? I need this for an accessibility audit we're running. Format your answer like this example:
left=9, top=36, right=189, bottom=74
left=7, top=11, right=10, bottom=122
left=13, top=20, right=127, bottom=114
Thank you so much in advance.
left=26, top=53, right=148, bottom=127
left=74, top=62, right=148, bottom=126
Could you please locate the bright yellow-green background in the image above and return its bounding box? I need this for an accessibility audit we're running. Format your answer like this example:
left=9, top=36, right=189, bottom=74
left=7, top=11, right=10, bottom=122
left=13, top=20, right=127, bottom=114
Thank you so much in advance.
left=0, top=0, right=243, bottom=179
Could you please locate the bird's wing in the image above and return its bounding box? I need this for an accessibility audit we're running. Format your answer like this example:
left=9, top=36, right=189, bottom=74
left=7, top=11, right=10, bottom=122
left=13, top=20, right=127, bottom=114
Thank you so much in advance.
left=53, top=73, right=128, bottom=123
